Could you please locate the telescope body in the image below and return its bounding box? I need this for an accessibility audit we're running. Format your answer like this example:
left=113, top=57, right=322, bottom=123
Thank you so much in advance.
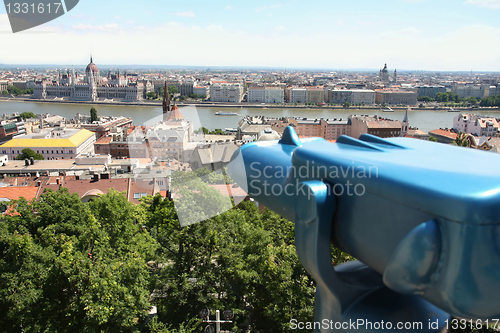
left=228, top=127, right=500, bottom=331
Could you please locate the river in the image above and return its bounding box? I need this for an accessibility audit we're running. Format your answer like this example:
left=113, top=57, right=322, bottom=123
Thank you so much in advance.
left=2, top=100, right=500, bottom=133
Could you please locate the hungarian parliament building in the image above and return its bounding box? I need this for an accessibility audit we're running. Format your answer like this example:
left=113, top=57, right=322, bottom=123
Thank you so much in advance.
left=32, top=57, right=154, bottom=102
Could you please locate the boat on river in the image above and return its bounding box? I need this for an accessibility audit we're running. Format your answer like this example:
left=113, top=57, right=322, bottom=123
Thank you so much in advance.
left=215, top=111, right=238, bottom=116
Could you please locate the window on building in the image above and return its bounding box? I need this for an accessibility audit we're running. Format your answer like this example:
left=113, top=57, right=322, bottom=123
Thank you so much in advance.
left=133, top=192, right=148, bottom=199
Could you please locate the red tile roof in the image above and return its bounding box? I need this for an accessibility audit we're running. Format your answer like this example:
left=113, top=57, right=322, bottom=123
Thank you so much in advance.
left=0, top=186, right=40, bottom=201
left=41, top=178, right=129, bottom=200
left=429, top=129, right=458, bottom=140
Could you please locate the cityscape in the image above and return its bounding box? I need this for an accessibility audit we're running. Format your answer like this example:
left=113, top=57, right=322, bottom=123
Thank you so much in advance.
left=1, top=0, right=500, bottom=332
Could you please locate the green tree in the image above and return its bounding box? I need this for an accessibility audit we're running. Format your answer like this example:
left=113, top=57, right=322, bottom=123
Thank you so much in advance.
left=435, top=92, right=448, bottom=102
left=147, top=91, right=157, bottom=100
left=19, top=112, right=36, bottom=120
left=90, top=107, right=98, bottom=123
left=168, top=85, right=178, bottom=97
left=343, top=102, right=351, bottom=108
left=15, top=148, right=44, bottom=160
left=454, top=131, right=470, bottom=147
left=0, top=189, right=157, bottom=332
left=480, top=95, right=500, bottom=107
left=466, top=96, right=478, bottom=105
left=417, top=96, right=434, bottom=102
left=158, top=86, right=165, bottom=97
left=4, top=85, right=26, bottom=96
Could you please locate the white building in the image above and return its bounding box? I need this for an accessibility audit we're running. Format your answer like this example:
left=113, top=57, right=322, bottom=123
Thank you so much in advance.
left=247, top=86, right=266, bottom=103
left=351, top=89, right=376, bottom=105
left=452, top=85, right=489, bottom=99
left=141, top=107, right=193, bottom=162
left=209, top=83, right=244, bottom=102
left=32, top=57, right=153, bottom=102
left=0, top=128, right=96, bottom=160
left=265, top=87, right=284, bottom=103
left=248, top=86, right=284, bottom=103
left=193, top=86, right=209, bottom=99
left=289, top=88, right=307, bottom=103
left=453, top=114, right=499, bottom=137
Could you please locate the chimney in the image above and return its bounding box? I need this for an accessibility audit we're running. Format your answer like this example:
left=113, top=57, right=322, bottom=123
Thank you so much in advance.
left=94, top=173, right=100, bottom=181
left=56, top=178, right=60, bottom=185
left=36, top=181, right=41, bottom=187
left=24, top=159, right=29, bottom=166
left=30, top=157, right=34, bottom=165
left=75, top=175, right=80, bottom=180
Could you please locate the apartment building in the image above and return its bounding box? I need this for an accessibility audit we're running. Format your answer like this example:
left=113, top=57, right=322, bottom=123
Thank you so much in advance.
left=350, top=115, right=401, bottom=138
left=306, top=87, right=325, bottom=104
left=375, top=90, right=417, bottom=105
left=453, top=114, right=499, bottom=137
left=248, top=85, right=284, bottom=103
left=210, top=83, right=244, bottom=102
left=288, top=117, right=351, bottom=140
left=0, top=128, right=95, bottom=160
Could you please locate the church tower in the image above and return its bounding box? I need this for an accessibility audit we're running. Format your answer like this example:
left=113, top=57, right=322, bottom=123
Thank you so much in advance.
left=401, top=109, right=409, bottom=137
left=162, top=80, right=171, bottom=120
left=88, top=68, right=97, bottom=102
left=393, top=69, right=397, bottom=83
left=71, top=66, right=75, bottom=98
left=380, top=63, right=389, bottom=83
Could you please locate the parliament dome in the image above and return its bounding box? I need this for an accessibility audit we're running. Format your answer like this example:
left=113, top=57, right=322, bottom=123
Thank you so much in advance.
left=86, top=56, right=99, bottom=74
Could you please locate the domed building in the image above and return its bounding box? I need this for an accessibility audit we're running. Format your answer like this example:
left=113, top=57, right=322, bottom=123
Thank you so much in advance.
left=32, top=55, right=154, bottom=102
left=379, top=63, right=390, bottom=83
left=85, top=56, right=101, bottom=84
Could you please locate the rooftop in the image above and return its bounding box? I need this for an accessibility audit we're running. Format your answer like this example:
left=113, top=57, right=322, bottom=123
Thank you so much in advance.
left=0, top=129, right=94, bottom=148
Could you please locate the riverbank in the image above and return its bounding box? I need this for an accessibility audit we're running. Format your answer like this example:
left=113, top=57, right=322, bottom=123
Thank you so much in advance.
left=1, top=96, right=493, bottom=112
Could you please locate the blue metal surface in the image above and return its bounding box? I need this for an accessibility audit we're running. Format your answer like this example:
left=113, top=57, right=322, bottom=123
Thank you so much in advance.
left=228, top=126, right=500, bottom=332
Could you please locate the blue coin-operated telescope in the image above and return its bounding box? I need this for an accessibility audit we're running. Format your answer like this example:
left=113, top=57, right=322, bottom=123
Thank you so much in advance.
left=227, top=127, right=500, bottom=332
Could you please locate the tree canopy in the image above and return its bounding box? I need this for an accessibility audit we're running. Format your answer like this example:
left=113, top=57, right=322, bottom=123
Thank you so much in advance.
left=480, top=95, right=500, bottom=107
left=1, top=85, right=33, bottom=96
left=15, top=148, right=44, bottom=160
left=20, top=112, right=36, bottom=120
left=0, top=189, right=157, bottom=332
left=453, top=131, right=470, bottom=147
left=90, top=107, right=98, bottom=123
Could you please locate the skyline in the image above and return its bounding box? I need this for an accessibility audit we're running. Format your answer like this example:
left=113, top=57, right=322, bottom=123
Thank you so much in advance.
left=1, top=0, right=500, bottom=71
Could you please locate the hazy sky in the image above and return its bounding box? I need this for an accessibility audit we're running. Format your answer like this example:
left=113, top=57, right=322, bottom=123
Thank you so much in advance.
left=1, top=0, right=500, bottom=71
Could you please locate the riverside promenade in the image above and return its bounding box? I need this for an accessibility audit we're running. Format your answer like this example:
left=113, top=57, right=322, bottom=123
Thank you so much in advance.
left=0, top=96, right=487, bottom=112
